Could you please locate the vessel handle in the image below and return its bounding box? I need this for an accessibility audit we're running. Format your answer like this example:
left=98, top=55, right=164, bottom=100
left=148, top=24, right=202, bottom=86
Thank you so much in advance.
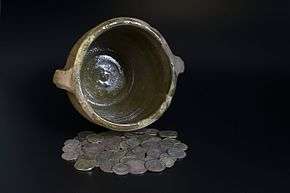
left=53, top=68, right=73, bottom=92
left=173, top=55, right=185, bottom=75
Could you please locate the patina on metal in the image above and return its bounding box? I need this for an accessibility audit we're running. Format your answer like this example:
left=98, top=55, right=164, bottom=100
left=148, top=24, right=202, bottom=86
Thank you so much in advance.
left=53, top=17, right=184, bottom=131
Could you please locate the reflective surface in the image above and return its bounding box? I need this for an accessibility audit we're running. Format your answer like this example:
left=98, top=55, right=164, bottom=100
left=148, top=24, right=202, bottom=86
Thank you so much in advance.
left=80, top=26, right=172, bottom=124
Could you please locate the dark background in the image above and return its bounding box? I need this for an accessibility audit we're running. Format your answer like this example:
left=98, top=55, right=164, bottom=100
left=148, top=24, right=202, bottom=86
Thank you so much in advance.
left=1, top=0, right=290, bottom=192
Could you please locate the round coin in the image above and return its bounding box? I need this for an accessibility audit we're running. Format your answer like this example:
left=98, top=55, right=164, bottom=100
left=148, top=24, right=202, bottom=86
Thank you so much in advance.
left=160, top=156, right=175, bottom=168
left=99, top=160, right=114, bottom=173
left=173, top=142, right=188, bottom=151
left=145, top=159, right=166, bottom=172
left=61, top=152, right=79, bottom=161
left=132, top=146, right=146, bottom=155
left=120, top=155, right=137, bottom=163
left=74, top=158, right=96, bottom=171
left=112, top=163, right=129, bottom=175
left=144, top=155, right=155, bottom=161
left=86, top=133, right=103, bottom=143
left=141, top=141, right=159, bottom=150
left=145, top=136, right=161, bottom=143
left=64, top=139, right=80, bottom=146
left=127, top=159, right=147, bottom=174
left=145, top=128, right=159, bottom=136
left=126, top=137, right=140, bottom=148
left=159, top=139, right=176, bottom=152
left=159, top=130, right=178, bottom=138
left=167, top=147, right=187, bottom=159
left=132, top=128, right=147, bottom=135
left=146, top=148, right=161, bottom=158
left=119, top=140, right=130, bottom=150
left=62, top=143, right=81, bottom=153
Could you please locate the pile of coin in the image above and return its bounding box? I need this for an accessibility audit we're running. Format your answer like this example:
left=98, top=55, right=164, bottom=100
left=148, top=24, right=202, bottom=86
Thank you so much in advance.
left=61, top=128, right=188, bottom=175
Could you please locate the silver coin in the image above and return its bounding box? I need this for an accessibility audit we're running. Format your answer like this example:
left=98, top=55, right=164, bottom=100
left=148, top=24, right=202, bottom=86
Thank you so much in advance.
left=99, top=150, right=114, bottom=161
left=64, top=139, right=80, bottom=146
left=95, top=153, right=102, bottom=167
left=159, top=130, right=178, bottom=138
left=119, top=140, right=130, bottom=150
left=125, top=150, right=136, bottom=157
left=99, top=160, right=114, bottom=173
left=145, top=128, right=159, bottom=136
left=143, top=136, right=161, bottom=143
left=162, top=138, right=180, bottom=144
left=159, top=153, right=169, bottom=159
left=146, top=148, right=161, bottom=158
left=159, top=139, right=176, bottom=152
left=132, top=146, right=146, bottom=155
left=135, top=152, right=146, bottom=160
left=159, top=153, right=177, bottom=161
left=132, top=128, right=147, bottom=135
left=80, top=140, right=89, bottom=147
left=61, top=152, right=79, bottom=161
left=141, top=141, right=160, bottom=150
left=81, top=152, right=97, bottom=160
left=124, top=132, right=137, bottom=138
left=167, top=147, right=187, bottom=159
left=110, top=149, right=127, bottom=162
left=160, top=156, right=175, bottom=168
left=173, top=142, right=188, bottom=151
left=74, top=158, right=96, bottom=171
left=62, top=143, right=81, bottom=153
left=127, top=159, right=147, bottom=174
left=86, top=133, right=103, bottom=144
left=112, top=163, right=129, bottom=175
left=109, top=136, right=122, bottom=144
left=105, top=136, right=122, bottom=151
left=126, top=137, right=140, bottom=148
left=82, top=142, right=99, bottom=150
left=144, top=155, right=155, bottom=161
left=145, top=159, right=166, bottom=172
left=83, top=143, right=103, bottom=155
left=137, top=133, right=152, bottom=142
left=120, top=155, right=137, bottom=163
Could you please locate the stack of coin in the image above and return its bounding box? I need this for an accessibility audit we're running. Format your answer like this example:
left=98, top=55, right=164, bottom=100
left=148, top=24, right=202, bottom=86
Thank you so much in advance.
left=61, top=128, right=188, bottom=175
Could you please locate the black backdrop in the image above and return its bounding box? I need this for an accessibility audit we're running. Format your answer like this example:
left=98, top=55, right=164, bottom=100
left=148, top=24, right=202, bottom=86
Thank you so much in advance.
left=1, top=0, right=290, bottom=193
